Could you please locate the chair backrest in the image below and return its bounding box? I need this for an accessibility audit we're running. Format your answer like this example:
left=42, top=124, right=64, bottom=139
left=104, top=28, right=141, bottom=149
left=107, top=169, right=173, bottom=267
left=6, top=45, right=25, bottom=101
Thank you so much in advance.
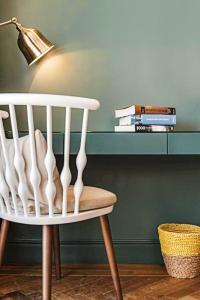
left=0, top=93, right=100, bottom=219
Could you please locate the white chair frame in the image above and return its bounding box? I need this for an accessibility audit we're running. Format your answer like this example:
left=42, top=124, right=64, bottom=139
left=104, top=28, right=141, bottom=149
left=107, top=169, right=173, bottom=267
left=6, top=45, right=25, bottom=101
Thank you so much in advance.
left=0, top=93, right=123, bottom=300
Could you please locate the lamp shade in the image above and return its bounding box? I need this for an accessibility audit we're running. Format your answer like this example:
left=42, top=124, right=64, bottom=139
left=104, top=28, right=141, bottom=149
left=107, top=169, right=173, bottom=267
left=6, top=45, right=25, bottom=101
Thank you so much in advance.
left=17, top=24, right=54, bottom=66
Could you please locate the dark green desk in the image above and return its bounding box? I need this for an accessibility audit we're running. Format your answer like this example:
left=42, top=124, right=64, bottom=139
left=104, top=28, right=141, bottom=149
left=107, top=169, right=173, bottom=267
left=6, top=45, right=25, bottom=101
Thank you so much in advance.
left=9, top=131, right=200, bottom=155
left=74, top=132, right=200, bottom=155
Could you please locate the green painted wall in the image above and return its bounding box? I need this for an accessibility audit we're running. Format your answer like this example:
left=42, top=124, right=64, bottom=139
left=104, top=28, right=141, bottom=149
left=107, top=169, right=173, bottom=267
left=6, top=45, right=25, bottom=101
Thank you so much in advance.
left=1, top=1, right=200, bottom=265
left=1, top=0, right=200, bottom=131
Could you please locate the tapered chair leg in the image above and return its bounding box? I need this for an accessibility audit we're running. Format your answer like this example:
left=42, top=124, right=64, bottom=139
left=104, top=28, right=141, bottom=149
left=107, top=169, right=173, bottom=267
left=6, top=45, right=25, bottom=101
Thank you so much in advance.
left=100, top=215, right=123, bottom=300
left=0, top=219, right=10, bottom=266
left=42, top=225, right=53, bottom=300
left=52, top=225, right=62, bottom=279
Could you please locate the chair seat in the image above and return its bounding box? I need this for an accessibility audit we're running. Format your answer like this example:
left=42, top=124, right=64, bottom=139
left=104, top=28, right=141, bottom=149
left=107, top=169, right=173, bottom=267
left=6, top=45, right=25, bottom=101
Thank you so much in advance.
left=63, top=186, right=117, bottom=212
left=3, top=186, right=116, bottom=224
left=7, top=186, right=117, bottom=216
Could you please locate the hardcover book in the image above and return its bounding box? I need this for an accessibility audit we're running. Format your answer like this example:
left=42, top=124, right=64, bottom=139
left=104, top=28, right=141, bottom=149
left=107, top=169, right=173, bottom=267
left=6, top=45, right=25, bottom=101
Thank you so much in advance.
left=119, top=114, right=176, bottom=126
left=115, top=105, right=176, bottom=118
left=114, top=125, right=174, bottom=132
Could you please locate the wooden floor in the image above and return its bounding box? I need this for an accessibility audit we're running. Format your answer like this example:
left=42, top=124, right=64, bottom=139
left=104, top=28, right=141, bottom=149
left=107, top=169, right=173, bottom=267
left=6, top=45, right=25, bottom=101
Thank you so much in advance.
left=0, top=264, right=200, bottom=299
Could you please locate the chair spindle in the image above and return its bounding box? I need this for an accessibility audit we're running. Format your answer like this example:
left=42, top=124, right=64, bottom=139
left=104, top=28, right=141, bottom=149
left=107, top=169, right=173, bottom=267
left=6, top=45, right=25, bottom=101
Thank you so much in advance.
left=61, top=107, right=71, bottom=216
left=74, top=109, right=88, bottom=214
left=45, top=105, right=56, bottom=217
left=27, top=104, right=41, bottom=217
left=9, top=104, right=28, bottom=217
left=0, top=151, right=11, bottom=215
left=0, top=117, right=19, bottom=215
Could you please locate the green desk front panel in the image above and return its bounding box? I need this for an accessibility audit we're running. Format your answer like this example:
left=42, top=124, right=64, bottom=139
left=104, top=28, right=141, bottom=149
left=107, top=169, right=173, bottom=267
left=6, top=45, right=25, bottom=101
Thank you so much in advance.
left=43, top=132, right=63, bottom=155
left=10, top=131, right=200, bottom=155
left=70, top=132, right=167, bottom=155
left=6, top=131, right=64, bottom=155
left=168, top=133, right=200, bottom=155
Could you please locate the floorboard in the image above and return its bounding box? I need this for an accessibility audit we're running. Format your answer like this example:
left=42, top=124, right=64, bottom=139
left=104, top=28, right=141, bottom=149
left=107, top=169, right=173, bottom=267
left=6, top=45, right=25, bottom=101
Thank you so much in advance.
left=0, top=265, right=199, bottom=299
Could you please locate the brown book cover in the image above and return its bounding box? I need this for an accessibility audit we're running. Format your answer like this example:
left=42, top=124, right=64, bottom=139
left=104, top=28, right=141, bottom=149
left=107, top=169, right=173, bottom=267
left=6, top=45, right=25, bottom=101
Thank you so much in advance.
left=136, top=105, right=176, bottom=115
left=115, top=105, right=176, bottom=118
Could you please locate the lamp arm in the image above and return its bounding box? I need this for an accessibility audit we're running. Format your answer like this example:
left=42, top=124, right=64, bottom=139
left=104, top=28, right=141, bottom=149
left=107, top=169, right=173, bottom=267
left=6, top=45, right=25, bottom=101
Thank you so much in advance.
left=0, top=20, right=13, bottom=27
left=0, top=17, right=19, bottom=27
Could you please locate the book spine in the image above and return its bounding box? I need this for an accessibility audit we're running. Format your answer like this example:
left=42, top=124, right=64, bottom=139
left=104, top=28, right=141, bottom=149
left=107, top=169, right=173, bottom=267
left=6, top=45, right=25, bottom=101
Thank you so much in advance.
left=139, top=114, right=176, bottom=125
left=135, top=125, right=174, bottom=132
left=114, top=125, right=174, bottom=132
left=135, top=106, right=176, bottom=115
left=119, top=114, right=176, bottom=125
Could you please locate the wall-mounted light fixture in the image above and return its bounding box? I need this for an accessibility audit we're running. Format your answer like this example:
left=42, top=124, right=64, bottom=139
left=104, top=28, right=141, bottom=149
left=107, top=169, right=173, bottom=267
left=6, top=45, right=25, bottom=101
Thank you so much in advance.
left=0, top=17, right=54, bottom=66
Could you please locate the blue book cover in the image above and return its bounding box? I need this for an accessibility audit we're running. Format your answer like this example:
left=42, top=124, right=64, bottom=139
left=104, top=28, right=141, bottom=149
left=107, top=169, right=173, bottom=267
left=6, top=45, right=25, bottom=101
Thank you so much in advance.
left=119, top=114, right=176, bottom=125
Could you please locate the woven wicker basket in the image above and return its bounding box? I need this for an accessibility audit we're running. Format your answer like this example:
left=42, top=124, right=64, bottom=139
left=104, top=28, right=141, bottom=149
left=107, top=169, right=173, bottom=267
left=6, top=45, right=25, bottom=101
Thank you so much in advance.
left=158, top=223, right=200, bottom=278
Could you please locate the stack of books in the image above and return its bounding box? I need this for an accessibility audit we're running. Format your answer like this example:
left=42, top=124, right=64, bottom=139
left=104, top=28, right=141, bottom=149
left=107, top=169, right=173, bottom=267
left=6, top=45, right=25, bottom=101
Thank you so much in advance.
left=114, top=105, right=176, bottom=132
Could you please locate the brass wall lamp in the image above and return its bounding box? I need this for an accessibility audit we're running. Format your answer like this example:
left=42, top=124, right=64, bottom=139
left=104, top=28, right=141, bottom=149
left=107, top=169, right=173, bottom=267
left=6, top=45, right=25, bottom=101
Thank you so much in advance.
left=0, top=17, right=54, bottom=66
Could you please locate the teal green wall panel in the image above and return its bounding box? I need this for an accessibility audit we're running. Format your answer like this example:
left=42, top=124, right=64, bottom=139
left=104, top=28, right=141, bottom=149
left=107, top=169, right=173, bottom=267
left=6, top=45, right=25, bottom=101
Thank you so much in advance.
left=1, top=1, right=200, bottom=131
left=168, top=133, right=200, bottom=155
left=71, top=132, right=167, bottom=155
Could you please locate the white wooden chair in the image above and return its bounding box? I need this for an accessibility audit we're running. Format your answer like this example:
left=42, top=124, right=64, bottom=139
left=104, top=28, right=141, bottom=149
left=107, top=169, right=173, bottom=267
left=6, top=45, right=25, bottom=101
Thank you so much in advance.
left=0, top=93, right=123, bottom=300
